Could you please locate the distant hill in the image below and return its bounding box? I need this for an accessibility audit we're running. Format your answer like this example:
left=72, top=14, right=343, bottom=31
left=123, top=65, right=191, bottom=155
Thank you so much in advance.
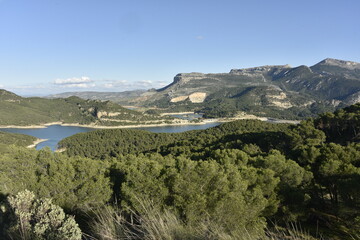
left=48, top=58, right=360, bottom=119
left=47, top=90, right=146, bottom=106
left=0, top=89, right=171, bottom=127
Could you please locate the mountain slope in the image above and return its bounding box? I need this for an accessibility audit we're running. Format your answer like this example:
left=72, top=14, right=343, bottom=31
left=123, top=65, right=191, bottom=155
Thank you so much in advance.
left=0, top=90, right=170, bottom=126
left=136, top=58, right=360, bottom=119
left=45, top=58, right=360, bottom=119
left=47, top=90, right=146, bottom=105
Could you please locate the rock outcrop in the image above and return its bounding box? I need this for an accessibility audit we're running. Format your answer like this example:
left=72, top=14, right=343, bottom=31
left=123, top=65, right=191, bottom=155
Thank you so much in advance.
left=189, top=92, right=206, bottom=103
left=316, top=58, right=360, bottom=70
left=170, top=96, right=188, bottom=103
left=170, top=92, right=207, bottom=103
left=230, top=65, right=291, bottom=75
left=173, top=73, right=206, bottom=84
left=96, top=111, right=122, bottom=118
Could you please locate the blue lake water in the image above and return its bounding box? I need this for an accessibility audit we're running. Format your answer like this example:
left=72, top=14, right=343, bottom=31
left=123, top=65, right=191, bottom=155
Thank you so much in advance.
left=0, top=122, right=220, bottom=151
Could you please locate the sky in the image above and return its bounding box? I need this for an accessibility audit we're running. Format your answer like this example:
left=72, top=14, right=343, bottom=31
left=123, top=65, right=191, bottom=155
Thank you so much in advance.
left=0, top=0, right=359, bottom=96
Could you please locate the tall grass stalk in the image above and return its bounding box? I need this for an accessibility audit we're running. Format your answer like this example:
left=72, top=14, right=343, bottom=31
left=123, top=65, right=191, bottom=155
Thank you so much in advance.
left=89, top=198, right=324, bottom=240
left=89, top=205, right=129, bottom=240
left=265, top=222, right=325, bottom=240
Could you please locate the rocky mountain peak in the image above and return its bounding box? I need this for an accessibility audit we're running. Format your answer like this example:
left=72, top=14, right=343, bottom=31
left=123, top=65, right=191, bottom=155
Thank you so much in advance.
left=229, top=65, right=291, bottom=75
left=315, top=58, right=360, bottom=70
left=173, top=72, right=206, bottom=84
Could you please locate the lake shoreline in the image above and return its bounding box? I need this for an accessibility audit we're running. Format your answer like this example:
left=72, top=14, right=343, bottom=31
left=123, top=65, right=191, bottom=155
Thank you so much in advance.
left=27, top=138, right=48, bottom=148
left=0, top=122, right=63, bottom=129
left=1, top=115, right=299, bottom=151
left=0, top=120, right=219, bottom=130
left=0, top=115, right=300, bottom=130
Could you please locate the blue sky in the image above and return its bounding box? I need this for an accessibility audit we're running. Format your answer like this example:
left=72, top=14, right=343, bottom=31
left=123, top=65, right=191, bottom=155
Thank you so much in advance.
left=0, top=0, right=359, bottom=96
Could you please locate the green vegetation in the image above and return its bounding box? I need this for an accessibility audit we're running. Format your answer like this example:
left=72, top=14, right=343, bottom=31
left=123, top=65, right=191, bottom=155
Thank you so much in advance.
left=0, top=89, right=171, bottom=126
left=0, top=131, right=36, bottom=153
left=0, top=131, right=36, bottom=147
left=58, top=119, right=290, bottom=159
left=0, top=147, right=112, bottom=211
left=1, top=104, right=360, bottom=239
left=314, top=103, right=360, bottom=144
left=147, top=81, right=342, bottom=120
left=4, top=190, right=81, bottom=240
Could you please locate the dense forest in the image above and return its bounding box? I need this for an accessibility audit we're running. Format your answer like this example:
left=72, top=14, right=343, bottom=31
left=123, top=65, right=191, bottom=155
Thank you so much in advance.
left=0, top=104, right=360, bottom=239
left=0, top=131, right=36, bottom=153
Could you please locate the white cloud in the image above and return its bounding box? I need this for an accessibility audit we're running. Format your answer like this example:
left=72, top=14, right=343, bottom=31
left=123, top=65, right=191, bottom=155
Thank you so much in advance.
left=196, top=35, right=204, bottom=40
left=54, top=76, right=93, bottom=85
left=53, top=76, right=96, bottom=89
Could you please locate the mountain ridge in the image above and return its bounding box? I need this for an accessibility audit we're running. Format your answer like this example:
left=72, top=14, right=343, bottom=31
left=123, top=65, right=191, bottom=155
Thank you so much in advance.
left=46, top=58, right=360, bottom=119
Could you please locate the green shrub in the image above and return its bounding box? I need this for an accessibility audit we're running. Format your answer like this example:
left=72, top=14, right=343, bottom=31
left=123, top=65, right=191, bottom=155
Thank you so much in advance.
left=5, top=190, right=82, bottom=240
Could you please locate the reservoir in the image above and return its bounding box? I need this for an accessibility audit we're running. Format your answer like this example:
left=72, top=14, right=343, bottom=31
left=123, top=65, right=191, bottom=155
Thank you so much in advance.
left=0, top=122, right=220, bottom=151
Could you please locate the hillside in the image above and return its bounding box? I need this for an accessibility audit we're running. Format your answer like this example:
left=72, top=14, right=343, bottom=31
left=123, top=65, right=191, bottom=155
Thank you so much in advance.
left=47, top=90, right=146, bottom=106
left=0, top=131, right=36, bottom=147
left=50, top=58, right=360, bottom=119
left=0, top=130, right=37, bottom=153
left=54, top=104, right=360, bottom=239
left=0, top=89, right=172, bottom=126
